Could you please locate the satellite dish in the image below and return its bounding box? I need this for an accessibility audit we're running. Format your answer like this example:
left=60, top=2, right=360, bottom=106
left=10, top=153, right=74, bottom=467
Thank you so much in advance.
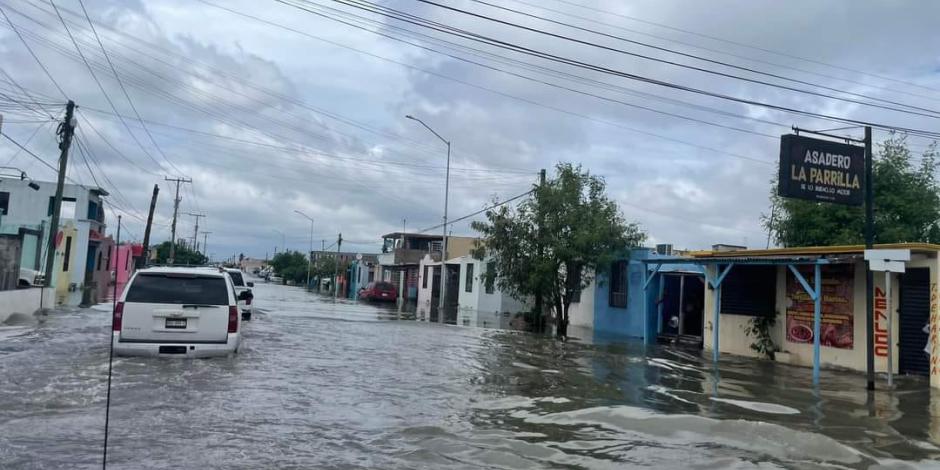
left=356, top=253, right=363, bottom=261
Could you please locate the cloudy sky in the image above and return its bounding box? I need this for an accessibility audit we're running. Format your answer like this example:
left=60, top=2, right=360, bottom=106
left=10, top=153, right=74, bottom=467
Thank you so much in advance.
left=2, top=0, right=939, bottom=260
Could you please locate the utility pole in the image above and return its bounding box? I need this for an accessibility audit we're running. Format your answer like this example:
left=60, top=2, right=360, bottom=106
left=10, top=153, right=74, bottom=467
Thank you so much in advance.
left=186, top=212, right=206, bottom=252
left=535, top=168, right=546, bottom=332
left=201, top=231, right=211, bottom=262
left=138, top=184, right=159, bottom=269
left=334, top=233, right=342, bottom=300
left=44, top=100, right=75, bottom=286
left=164, top=176, right=191, bottom=265
left=864, top=126, right=875, bottom=391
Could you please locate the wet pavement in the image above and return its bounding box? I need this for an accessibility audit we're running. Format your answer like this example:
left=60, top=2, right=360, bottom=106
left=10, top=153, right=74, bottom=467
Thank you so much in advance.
left=1, top=280, right=939, bottom=469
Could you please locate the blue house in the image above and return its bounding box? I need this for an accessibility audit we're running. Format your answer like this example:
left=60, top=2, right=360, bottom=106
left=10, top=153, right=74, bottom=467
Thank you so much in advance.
left=570, top=245, right=704, bottom=345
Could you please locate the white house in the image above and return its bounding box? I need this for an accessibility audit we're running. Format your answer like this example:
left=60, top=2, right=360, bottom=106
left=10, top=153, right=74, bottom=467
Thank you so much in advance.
left=0, top=177, right=109, bottom=306
left=453, top=254, right=530, bottom=323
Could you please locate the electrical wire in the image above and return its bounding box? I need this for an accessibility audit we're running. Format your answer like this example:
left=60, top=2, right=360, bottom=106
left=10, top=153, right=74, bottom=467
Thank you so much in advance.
left=0, top=3, right=67, bottom=98
left=307, top=0, right=940, bottom=138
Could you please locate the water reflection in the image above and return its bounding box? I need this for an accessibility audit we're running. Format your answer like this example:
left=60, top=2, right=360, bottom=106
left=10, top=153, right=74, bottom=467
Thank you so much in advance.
left=1, top=281, right=939, bottom=468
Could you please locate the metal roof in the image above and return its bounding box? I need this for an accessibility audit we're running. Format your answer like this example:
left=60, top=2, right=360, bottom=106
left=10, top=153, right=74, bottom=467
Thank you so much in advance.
left=687, top=242, right=940, bottom=258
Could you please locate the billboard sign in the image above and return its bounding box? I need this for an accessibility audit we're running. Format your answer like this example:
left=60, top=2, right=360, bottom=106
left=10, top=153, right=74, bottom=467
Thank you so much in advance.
left=778, top=134, right=864, bottom=205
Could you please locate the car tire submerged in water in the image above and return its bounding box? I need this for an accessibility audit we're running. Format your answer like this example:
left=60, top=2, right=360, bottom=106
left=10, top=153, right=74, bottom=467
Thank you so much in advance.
left=242, top=312, right=251, bottom=321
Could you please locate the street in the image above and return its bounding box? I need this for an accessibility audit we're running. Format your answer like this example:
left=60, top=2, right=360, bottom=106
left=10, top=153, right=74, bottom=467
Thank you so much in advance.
left=0, top=280, right=938, bottom=469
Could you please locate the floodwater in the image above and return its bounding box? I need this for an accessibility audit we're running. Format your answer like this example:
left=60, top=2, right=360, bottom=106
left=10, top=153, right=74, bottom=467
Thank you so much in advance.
left=1, top=281, right=940, bottom=469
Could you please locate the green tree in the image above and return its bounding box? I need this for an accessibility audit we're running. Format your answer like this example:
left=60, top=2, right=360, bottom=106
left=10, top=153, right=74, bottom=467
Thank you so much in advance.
left=153, top=241, right=207, bottom=265
left=766, top=136, right=940, bottom=246
left=472, top=163, right=646, bottom=337
left=271, top=250, right=309, bottom=285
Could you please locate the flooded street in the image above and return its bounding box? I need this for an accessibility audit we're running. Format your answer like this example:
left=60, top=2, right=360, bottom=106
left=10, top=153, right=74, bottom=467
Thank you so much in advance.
left=1, top=280, right=939, bottom=469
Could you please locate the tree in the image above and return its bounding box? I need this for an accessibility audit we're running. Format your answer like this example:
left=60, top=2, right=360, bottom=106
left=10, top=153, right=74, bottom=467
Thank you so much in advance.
left=472, top=163, right=646, bottom=337
left=271, top=250, right=308, bottom=285
left=766, top=136, right=940, bottom=246
left=153, top=241, right=207, bottom=265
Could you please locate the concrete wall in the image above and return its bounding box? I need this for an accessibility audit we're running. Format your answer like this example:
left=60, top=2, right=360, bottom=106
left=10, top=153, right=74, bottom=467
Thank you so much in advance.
left=444, top=236, right=478, bottom=259
left=453, top=255, right=529, bottom=319
left=0, top=287, right=55, bottom=323
left=568, top=276, right=596, bottom=328
left=703, top=254, right=940, bottom=389
left=416, top=254, right=437, bottom=320
left=0, top=234, right=22, bottom=290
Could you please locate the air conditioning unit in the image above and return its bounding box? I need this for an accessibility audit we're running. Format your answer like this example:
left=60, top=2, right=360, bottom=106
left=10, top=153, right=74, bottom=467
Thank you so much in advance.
left=656, top=244, right=673, bottom=256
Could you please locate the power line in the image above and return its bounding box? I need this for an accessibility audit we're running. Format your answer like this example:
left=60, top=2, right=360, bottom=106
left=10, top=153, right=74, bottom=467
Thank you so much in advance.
left=45, top=0, right=171, bottom=173
left=449, top=0, right=940, bottom=118
left=0, top=4, right=67, bottom=98
left=546, top=0, right=940, bottom=96
left=311, top=0, right=940, bottom=138
left=74, top=0, right=186, bottom=177
left=417, top=188, right=535, bottom=233
left=504, top=0, right=940, bottom=106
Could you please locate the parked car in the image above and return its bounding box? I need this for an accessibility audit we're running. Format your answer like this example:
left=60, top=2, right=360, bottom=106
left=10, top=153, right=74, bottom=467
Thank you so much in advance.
left=112, top=267, right=248, bottom=357
left=358, top=281, right=398, bottom=302
left=18, top=268, right=43, bottom=288
left=225, top=268, right=254, bottom=321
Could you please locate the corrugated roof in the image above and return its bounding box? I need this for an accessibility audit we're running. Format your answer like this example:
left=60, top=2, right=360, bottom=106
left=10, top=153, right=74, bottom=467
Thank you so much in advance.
left=688, top=242, right=940, bottom=259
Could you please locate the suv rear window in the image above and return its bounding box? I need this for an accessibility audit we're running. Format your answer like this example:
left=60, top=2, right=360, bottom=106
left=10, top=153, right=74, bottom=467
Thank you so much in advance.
left=126, top=274, right=229, bottom=305
left=228, top=271, right=245, bottom=287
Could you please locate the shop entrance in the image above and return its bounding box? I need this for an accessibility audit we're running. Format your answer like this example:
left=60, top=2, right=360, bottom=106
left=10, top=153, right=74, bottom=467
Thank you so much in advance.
left=658, top=273, right=705, bottom=347
left=899, top=267, right=930, bottom=376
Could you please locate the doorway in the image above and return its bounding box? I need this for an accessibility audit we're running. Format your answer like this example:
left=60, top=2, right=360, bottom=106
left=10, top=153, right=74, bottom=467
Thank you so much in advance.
left=658, top=273, right=705, bottom=347
left=899, top=267, right=930, bottom=376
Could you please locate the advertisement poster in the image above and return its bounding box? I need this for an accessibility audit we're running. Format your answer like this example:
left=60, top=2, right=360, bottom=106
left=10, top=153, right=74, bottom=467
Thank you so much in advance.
left=786, top=264, right=854, bottom=348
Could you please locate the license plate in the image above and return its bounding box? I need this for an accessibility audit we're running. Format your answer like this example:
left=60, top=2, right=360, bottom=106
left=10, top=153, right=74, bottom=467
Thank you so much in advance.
left=165, top=318, right=187, bottom=329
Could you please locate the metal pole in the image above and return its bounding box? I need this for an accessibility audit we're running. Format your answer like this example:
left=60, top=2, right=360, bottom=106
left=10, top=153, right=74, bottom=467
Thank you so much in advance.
left=307, top=220, right=313, bottom=290
left=886, top=270, right=893, bottom=387
left=334, top=233, right=342, bottom=300
left=864, top=126, right=875, bottom=391
left=813, top=262, right=822, bottom=386
left=440, top=140, right=450, bottom=314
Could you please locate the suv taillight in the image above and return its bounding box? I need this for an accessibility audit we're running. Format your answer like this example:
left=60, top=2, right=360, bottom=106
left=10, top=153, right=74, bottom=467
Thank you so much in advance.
left=228, top=306, right=238, bottom=333
left=112, top=302, right=124, bottom=331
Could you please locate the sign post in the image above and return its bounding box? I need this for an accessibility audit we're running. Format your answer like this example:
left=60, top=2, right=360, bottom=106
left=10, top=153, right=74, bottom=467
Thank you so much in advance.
left=864, top=249, right=910, bottom=387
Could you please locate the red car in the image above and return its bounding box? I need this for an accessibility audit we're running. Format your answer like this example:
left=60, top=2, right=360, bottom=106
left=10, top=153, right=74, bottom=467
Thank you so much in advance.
left=359, top=282, right=398, bottom=302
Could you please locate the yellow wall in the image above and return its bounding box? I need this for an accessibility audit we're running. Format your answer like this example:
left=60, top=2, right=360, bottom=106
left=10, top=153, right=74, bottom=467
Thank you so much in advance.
left=53, top=223, right=79, bottom=305
left=703, top=254, right=939, bottom=389
left=444, top=236, right=479, bottom=259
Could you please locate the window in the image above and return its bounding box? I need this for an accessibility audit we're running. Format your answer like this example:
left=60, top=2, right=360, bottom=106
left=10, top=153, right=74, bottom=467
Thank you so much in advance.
left=48, top=196, right=77, bottom=218
left=570, top=267, right=582, bottom=303
left=485, top=262, right=495, bottom=294
left=719, top=265, right=776, bottom=316
left=465, top=263, right=474, bottom=293
left=96, top=250, right=102, bottom=271
left=228, top=271, right=245, bottom=287
left=0, top=191, right=9, bottom=215
left=126, top=274, right=228, bottom=305
left=609, top=260, right=627, bottom=308
left=422, top=265, right=429, bottom=288
left=62, top=236, right=72, bottom=272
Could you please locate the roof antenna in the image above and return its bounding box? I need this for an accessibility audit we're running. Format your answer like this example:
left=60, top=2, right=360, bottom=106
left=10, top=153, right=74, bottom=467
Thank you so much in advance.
left=103, top=215, right=120, bottom=469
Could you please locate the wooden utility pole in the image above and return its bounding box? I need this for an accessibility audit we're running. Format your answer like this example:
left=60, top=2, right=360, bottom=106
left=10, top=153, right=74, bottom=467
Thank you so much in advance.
left=186, top=212, right=206, bottom=251
left=202, top=231, right=211, bottom=260
left=334, top=233, right=342, bottom=300
left=164, top=176, right=191, bottom=264
left=44, top=100, right=75, bottom=286
left=535, top=168, right=546, bottom=332
left=139, top=184, right=159, bottom=268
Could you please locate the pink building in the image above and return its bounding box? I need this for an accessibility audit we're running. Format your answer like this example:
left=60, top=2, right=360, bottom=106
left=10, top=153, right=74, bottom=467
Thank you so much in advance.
left=109, top=243, right=142, bottom=300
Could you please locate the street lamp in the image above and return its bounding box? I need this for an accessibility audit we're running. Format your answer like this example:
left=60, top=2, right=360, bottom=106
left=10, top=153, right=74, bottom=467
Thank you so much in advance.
left=294, top=210, right=314, bottom=290
left=405, top=114, right=451, bottom=317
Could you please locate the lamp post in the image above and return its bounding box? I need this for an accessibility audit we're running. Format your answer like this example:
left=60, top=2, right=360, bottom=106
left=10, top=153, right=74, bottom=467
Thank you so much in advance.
left=294, top=210, right=314, bottom=290
left=405, top=114, right=450, bottom=316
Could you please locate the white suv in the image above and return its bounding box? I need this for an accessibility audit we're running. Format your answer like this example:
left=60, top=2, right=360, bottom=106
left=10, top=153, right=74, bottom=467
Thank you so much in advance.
left=225, top=268, right=254, bottom=321
left=112, top=267, right=246, bottom=357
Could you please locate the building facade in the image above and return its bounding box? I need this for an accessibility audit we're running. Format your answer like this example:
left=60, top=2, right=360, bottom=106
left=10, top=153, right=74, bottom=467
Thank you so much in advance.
left=0, top=178, right=111, bottom=306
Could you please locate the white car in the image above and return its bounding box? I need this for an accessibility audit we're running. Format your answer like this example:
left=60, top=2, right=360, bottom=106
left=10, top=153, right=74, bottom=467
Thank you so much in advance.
left=112, top=267, right=246, bottom=358
left=225, top=268, right=254, bottom=321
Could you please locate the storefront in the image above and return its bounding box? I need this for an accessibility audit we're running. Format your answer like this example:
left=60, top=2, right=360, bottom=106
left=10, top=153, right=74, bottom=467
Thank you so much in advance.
left=646, top=243, right=940, bottom=389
